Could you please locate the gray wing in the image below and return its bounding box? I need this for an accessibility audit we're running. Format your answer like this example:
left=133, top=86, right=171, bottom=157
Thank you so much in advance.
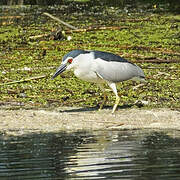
left=94, top=59, right=144, bottom=83
left=93, top=50, right=129, bottom=63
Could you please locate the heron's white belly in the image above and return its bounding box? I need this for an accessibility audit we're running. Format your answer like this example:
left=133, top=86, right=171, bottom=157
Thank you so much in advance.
left=74, top=69, right=104, bottom=83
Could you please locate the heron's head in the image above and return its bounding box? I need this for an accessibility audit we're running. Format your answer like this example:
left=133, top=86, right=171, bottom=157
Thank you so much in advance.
left=51, top=56, right=75, bottom=79
left=52, top=50, right=90, bottom=79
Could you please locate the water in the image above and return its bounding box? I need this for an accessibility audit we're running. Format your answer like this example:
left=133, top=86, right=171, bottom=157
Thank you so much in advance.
left=0, top=130, right=180, bottom=179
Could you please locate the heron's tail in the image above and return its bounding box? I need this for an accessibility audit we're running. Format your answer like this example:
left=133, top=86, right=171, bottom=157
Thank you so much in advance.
left=132, top=65, right=146, bottom=82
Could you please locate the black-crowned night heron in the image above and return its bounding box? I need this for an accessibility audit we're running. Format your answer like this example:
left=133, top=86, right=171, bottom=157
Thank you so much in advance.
left=52, top=50, right=145, bottom=113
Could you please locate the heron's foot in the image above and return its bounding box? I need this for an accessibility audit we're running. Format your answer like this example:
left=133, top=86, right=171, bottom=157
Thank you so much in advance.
left=112, top=96, right=120, bottom=114
left=104, top=89, right=111, bottom=92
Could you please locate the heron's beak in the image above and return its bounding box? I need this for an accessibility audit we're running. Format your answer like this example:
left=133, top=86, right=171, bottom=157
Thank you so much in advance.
left=51, top=64, right=67, bottom=79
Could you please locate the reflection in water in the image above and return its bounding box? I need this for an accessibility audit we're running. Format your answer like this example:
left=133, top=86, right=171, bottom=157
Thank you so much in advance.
left=0, top=130, right=180, bottom=179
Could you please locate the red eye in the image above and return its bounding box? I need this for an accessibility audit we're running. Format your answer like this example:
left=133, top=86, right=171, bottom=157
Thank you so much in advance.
left=68, top=58, right=73, bottom=63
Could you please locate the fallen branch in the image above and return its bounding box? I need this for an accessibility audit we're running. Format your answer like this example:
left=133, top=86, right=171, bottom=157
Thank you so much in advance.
left=120, top=17, right=151, bottom=22
left=29, top=26, right=128, bottom=39
left=43, top=12, right=77, bottom=30
left=49, top=43, right=179, bottom=57
left=2, top=46, right=179, bottom=64
left=0, top=16, right=22, bottom=19
left=142, top=67, right=180, bottom=70
left=0, top=75, right=47, bottom=86
left=65, top=26, right=128, bottom=34
left=132, top=59, right=180, bottom=63
left=146, top=76, right=179, bottom=80
left=29, top=34, right=49, bottom=40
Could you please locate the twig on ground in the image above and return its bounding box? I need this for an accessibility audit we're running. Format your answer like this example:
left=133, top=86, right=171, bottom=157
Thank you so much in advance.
left=0, top=75, right=47, bottom=86
left=0, top=16, right=22, bottom=19
left=29, top=26, right=128, bottom=39
left=29, top=34, right=49, bottom=39
left=65, top=26, right=128, bottom=34
left=132, top=59, right=180, bottom=63
left=43, top=12, right=78, bottom=30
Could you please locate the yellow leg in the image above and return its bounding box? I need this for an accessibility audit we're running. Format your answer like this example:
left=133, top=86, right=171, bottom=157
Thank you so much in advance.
left=112, top=95, right=120, bottom=114
left=98, top=84, right=107, bottom=111
left=99, top=92, right=107, bottom=110
left=107, top=82, right=119, bottom=114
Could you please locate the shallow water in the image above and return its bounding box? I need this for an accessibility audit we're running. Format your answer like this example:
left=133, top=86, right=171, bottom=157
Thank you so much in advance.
left=0, top=130, right=180, bottom=179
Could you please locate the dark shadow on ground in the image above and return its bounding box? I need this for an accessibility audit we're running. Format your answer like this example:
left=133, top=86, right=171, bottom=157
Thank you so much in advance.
left=59, top=104, right=134, bottom=113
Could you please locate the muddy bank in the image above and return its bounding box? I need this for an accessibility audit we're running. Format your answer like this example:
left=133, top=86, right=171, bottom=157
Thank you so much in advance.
left=0, top=107, right=179, bottom=135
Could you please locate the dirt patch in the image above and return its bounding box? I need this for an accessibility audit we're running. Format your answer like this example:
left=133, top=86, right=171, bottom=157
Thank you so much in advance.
left=0, top=107, right=179, bottom=135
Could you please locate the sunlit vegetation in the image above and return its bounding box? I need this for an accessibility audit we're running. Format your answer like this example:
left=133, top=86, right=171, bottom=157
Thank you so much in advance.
left=0, top=3, right=179, bottom=110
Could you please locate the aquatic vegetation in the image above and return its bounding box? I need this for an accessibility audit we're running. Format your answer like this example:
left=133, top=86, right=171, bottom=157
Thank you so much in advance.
left=0, top=5, right=179, bottom=110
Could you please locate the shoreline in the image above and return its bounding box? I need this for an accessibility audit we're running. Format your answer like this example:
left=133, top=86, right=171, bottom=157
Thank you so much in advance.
left=0, top=107, right=180, bottom=136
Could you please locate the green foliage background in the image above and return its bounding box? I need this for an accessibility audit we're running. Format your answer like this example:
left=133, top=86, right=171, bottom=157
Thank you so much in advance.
left=0, top=3, right=179, bottom=110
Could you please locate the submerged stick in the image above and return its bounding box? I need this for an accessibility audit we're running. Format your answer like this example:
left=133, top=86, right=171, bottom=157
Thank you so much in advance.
left=43, top=12, right=77, bottom=30
left=0, top=75, right=47, bottom=86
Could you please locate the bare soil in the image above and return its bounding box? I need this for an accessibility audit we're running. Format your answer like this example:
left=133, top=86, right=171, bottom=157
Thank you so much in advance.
left=0, top=107, right=179, bottom=136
